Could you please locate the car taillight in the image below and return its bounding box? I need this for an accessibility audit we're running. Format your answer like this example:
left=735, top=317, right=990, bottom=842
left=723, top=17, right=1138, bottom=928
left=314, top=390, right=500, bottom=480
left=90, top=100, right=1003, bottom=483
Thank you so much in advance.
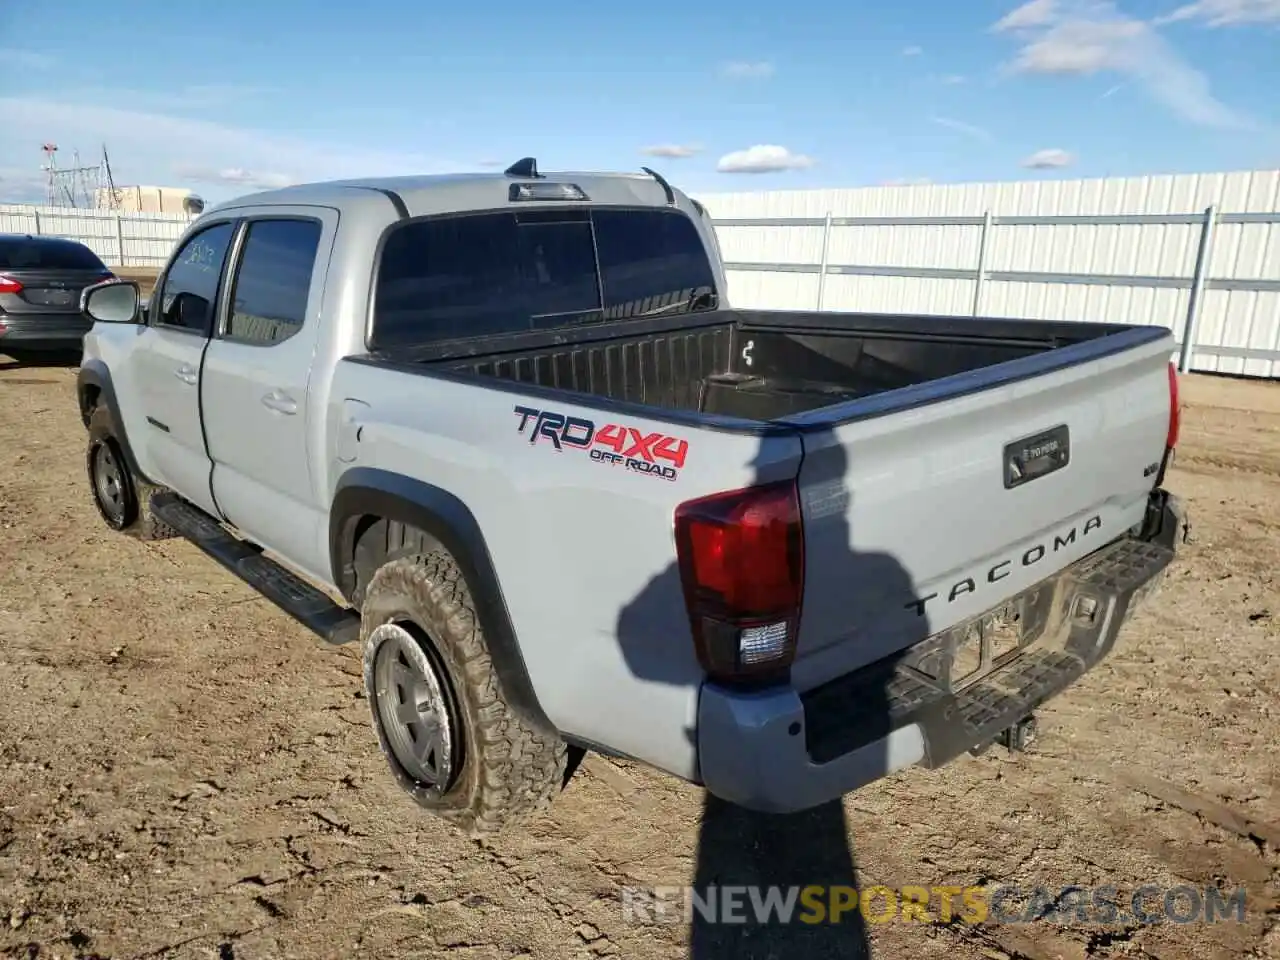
left=1166, top=361, right=1180, bottom=450
left=0, top=275, right=22, bottom=295
left=673, top=480, right=804, bottom=686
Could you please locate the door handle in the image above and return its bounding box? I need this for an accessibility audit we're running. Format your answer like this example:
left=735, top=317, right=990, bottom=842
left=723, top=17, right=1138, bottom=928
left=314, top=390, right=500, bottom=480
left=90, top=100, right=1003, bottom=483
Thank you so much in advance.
left=174, top=364, right=198, bottom=385
left=261, top=390, right=297, bottom=415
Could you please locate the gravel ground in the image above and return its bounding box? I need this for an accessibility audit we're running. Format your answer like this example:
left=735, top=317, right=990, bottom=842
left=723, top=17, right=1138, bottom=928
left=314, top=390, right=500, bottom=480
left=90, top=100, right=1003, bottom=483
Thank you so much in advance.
left=0, top=358, right=1277, bottom=960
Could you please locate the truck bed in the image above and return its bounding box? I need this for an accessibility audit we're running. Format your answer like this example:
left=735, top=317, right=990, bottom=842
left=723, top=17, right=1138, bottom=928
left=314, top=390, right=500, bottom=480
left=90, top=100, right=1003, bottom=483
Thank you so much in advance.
left=389, top=308, right=1144, bottom=424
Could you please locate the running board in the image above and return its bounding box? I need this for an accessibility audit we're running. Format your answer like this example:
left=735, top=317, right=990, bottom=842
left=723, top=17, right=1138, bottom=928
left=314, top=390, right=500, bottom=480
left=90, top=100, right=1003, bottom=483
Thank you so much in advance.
left=150, top=492, right=361, bottom=646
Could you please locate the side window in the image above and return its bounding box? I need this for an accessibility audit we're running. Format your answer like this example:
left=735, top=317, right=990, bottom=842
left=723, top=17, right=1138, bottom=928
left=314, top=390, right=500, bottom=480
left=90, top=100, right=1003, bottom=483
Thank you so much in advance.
left=154, top=222, right=235, bottom=335
left=592, top=209, right=716, bottom=319
left=224, top=218, right=323, bottom=346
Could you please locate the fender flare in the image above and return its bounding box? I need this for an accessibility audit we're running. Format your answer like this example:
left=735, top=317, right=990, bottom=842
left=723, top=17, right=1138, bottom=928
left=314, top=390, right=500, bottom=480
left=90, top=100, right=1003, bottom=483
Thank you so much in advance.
left=76, top=359, right=156, bottom=486
left=329, top=467, right=555, bottom=734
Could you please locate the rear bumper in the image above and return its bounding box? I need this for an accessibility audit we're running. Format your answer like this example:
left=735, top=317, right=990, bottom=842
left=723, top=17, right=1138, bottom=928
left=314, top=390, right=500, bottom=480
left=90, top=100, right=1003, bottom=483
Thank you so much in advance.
left=696, top=490, right=1189, bottom=814
left=0, top=312, right=92, bottom=351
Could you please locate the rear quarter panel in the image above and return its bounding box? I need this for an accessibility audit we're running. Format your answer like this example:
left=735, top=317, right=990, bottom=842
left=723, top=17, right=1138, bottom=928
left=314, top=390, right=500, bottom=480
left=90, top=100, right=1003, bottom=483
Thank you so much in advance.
left=327, top=360, right=804, bottom=780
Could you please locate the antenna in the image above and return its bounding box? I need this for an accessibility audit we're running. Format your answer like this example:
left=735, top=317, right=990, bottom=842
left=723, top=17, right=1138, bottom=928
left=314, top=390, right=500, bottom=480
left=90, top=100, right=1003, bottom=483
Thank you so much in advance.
left=504, top=157, right=543, bottom=179
left=41, top=142, right=118, bottom=208
left=641, top=166, right=676, bottom=206
left=99, top=144, right=122, bottom=210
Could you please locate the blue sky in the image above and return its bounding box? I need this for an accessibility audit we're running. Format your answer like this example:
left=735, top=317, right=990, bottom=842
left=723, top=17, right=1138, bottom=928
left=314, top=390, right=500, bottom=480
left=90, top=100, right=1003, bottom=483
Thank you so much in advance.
left=1, top=0, right=1278, bottom=204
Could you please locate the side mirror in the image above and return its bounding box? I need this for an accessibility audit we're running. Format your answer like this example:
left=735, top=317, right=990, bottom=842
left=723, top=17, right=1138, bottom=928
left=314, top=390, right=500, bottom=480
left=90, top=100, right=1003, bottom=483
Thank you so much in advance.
left=81, top=279, right=141, bottom=325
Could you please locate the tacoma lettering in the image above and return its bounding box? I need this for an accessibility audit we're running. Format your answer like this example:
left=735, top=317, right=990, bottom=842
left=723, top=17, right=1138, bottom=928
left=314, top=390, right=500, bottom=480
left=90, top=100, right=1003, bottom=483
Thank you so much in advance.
left=905, top=515, right=1103, bottom=617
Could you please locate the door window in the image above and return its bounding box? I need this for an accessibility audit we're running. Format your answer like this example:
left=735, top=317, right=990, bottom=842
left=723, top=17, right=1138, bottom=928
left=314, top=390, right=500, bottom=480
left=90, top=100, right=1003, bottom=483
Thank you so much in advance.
left=154, top=222, right=235, bottom=336
left=223, top=218, right=323, bottom=346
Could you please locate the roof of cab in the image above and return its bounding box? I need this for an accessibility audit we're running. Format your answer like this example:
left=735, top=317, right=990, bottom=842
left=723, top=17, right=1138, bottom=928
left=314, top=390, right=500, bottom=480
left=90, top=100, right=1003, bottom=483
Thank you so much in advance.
left=206, top=165, right=691, bottom=220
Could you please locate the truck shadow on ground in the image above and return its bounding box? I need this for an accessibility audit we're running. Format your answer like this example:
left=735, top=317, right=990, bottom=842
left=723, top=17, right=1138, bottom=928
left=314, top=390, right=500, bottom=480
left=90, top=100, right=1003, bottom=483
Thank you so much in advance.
left=0, top=350, right=80, bottom=383
left=615, top=429, right=929, bottom=960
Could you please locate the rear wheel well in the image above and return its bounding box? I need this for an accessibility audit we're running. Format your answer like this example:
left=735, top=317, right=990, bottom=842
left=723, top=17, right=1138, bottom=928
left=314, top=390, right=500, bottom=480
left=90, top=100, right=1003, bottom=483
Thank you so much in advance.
left=348, top=514, right=443, bottom=607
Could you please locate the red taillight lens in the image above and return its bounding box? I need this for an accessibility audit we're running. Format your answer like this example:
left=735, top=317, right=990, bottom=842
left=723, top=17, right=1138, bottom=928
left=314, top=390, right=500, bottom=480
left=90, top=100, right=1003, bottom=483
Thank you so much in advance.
left=674, top=480, right=804, bottom=685
left=1166, top=361, right=1181, bottom=450
left=0, top=275, right=23, bottom=295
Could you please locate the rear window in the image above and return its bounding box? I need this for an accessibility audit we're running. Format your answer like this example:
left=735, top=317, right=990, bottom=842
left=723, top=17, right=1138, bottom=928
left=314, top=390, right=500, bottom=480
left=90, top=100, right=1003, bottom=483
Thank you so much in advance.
left=0, top=237, right=108, bottom=272
left=371, top=207, right=715, bottom=349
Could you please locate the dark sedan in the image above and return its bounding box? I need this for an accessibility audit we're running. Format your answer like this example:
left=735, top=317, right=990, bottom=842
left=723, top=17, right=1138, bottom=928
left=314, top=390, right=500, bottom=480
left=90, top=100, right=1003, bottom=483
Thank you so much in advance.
left=0, top=234, right=115, bottom=361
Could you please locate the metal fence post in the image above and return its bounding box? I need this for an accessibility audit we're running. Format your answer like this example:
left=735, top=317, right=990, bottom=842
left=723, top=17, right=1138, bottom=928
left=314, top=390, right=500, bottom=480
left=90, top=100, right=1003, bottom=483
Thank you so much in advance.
left=115, top=215, right=127, bottom=267
left=32, top=209, right=41, bottom=235
left=1178, top=204, right=1217, bottom=374
left=971, top=210, right=992, bottom=317
left=815, top=211, right=833, bottom=310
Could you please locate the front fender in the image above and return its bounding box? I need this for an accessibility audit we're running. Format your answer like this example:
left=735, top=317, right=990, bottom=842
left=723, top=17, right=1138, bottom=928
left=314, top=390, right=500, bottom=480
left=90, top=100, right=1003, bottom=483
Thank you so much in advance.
left=77, top=359, right=156, bottom=486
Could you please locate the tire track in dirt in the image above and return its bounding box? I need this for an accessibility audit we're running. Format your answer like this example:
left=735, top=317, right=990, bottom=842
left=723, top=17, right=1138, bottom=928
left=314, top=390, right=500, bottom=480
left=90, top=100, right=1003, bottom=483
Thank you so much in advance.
left=1176, top=454, right=1280, bottom=479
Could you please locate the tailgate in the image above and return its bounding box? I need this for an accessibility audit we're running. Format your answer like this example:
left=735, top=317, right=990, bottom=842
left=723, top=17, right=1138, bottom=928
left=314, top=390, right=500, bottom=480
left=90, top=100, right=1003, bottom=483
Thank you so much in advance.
left=790, top=330, right=1174, bottom=688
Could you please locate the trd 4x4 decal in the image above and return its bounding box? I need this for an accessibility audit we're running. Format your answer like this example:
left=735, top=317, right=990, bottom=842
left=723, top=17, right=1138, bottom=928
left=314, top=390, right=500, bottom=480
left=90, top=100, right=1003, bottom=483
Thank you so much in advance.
left=513, top=405, right=689, bottom=481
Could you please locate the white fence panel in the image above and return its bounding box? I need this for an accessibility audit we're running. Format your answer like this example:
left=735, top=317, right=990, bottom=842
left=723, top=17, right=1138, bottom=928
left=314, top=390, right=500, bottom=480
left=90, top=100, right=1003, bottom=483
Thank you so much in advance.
left=694, top=169, right=1280, bottom=379
left=0, top=203, right=192, bottom=268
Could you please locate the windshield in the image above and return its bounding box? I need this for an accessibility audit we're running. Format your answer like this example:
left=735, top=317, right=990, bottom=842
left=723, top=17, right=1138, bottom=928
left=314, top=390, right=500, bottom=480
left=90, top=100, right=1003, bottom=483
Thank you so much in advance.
left=371, top=206, right=717, bottom=349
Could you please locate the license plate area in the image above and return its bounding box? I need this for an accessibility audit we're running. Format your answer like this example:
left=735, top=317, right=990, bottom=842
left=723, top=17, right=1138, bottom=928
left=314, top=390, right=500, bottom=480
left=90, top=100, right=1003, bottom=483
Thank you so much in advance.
left=25, top=288, right=76, bottom=307
left=901, top=584, right=1056, bottom=693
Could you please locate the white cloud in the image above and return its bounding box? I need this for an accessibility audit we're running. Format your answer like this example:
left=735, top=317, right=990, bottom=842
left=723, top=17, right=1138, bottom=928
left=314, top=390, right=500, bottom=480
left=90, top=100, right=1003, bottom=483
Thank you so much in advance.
left=0, top=95, right=461, bottom=203
left=990, top=0, right=1254, bottom=129
left=0, top=49, right=56, bottom=70
left=716, top=144, right=814, bottom=174
left=1100, top=82, right=1126, bottom=97
left=174, top=166, right=295, bottom=190
left=930, top=116, right=994, bottom=141
left=902, top=45, right=924, bottom=56
left=1156, top=0, right=1280, bottom=25
left=994, top=0, right=1059, bottom=31
left=1022, top=147, right=1075, bottom=168
left=640, top=144, right=702, bottom=159
left=720, top=61, right=775, bottom=79
left=941, top=74, right=967, bottom=84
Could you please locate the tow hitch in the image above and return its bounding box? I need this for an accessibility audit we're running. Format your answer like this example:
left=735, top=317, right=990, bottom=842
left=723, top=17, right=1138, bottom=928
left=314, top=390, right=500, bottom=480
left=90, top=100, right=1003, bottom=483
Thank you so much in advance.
left=969, top=714, right=1038, bottom=757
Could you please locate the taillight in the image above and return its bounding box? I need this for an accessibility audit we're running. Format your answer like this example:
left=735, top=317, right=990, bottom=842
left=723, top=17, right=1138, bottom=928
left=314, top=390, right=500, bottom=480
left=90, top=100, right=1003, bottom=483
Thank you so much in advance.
left=673, top=480, right=804, bottom=686
left=0, top=275, right=22, bottom=295
left=1166, top=361, right=1180, bottom=450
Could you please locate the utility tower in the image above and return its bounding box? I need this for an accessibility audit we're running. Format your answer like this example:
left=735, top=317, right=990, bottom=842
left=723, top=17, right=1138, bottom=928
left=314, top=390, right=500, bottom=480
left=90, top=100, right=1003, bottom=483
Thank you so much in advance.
left=40, top=143, right=122, bottom=208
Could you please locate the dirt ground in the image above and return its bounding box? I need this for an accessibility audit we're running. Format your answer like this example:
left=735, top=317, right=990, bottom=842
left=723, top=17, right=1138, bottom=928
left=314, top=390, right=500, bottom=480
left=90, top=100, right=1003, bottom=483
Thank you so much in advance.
left=0, top=358, right=1277, bottom=960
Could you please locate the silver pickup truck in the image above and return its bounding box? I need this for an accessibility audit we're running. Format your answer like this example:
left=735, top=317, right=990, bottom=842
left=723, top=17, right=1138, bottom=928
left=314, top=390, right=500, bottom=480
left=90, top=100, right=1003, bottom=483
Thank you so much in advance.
left=76, top=159, right=1189, bottom=836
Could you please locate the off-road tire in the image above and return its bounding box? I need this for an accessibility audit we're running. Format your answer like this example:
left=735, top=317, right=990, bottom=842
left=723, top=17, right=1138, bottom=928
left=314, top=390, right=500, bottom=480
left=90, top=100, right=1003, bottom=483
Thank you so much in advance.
left=85, top=405, right=178, bottom=541
left=361, top=551, right=567, bottom=836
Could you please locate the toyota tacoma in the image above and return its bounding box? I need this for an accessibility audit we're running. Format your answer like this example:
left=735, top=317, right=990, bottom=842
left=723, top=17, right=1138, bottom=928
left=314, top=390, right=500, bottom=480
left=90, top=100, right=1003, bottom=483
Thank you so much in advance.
left=75, top=159, right=1189, bottom=835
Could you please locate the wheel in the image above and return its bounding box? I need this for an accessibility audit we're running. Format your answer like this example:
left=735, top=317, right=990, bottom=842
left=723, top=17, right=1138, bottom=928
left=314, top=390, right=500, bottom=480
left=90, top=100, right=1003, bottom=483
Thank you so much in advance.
left=85, top=406, right=178, bottom=540
left=360, top=550, right=567, bottom=836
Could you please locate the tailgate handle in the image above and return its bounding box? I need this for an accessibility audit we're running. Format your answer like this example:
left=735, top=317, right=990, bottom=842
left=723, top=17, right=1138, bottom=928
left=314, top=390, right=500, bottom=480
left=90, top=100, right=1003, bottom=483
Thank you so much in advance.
left=1004, top=424, right=1070, bottom=489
